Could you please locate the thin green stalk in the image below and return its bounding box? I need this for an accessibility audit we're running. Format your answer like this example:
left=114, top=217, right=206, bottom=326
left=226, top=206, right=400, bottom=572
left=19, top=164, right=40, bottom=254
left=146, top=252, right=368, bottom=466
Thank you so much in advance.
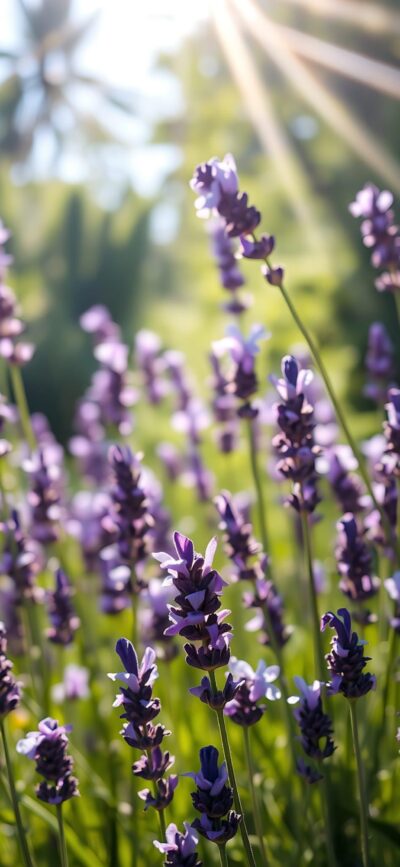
left=56, top=803, right=69, bottom=867
left=131, top=588, right=138, bottom=867
left=246, top=419, right=299, bottom=775
left=243, top=727, right=269, bottom=866
left=1, top=720, right=35, bottom=867
left=318, top=769, right=338, bottom=867
left=157, top=805, right=166, bottom=841
left=269, top=276, right=399, bottom=562
left=247, top=418, right=270, bottom=556
left=299, top=505, right=324, bottom=681
left=10, top=365, right=35, bottom=452
left=349, top=701, right=371, bottom=867
left=209, top=670, right=257, bottom=867
left=219, top=844, right=229, bottom=867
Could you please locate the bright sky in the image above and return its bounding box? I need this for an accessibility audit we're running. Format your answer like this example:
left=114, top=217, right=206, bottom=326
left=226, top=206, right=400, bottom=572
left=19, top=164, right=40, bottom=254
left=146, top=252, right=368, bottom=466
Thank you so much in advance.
left=0, top=0, right=211, bottom=198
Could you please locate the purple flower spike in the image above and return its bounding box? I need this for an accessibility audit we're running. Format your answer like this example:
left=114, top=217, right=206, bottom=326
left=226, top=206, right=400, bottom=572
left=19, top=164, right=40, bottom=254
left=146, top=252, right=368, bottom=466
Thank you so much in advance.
left=364, top=323, right=394, bottom=405
left=109, top=638, right=177, bottom=815
left=321, top=608, right=376, bottom=699
left=46, top=569, right=80, bottom=646
left=187, top=746, right=241, bottom=846
left=335, top=513, right=379, bottom=606
left=224, top=658, right=280, bottom=727
left=156, top=533, right=233, bottom=671
left=291, top=676, right=335, bottom=762
left=0, top=622, right=21, bottom=720
left=154, top=822, right=202, bottom=866
left=17, top=717, right=79, bottom=805
left=384, top=572, right=400, bottom=633
left=350, top=183, right=400, bottom=294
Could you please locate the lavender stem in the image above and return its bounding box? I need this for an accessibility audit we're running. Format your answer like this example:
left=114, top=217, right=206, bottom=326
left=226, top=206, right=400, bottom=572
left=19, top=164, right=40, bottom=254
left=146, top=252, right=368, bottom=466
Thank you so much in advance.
left=209, top=670, right=257, bottom=867
left=247, top=417, right=270, bottom=557
left=219, top=844, right=229, bottom=867
left=349, top=701, right=371, bottom=867
left=299, top=503, right=324, bottom=681
left=243, top=726, right=270, bottom=866
left=10, top=365, right=35, bottom=452
left=0, top=720, right=35, bottom=867
left=273, top=275, right=399, bottom=562
left=56, top=803, right=69, bottom=867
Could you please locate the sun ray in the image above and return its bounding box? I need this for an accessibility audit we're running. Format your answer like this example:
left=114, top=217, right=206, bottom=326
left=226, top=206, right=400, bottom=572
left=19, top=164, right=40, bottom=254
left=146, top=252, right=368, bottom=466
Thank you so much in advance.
left=279, top=0, right=400, bottom=37
left=233, top=0, right=400, bottom=194
left=276, top=24, right=400, bottom=100
left=211, top=0, right=324, bottom=250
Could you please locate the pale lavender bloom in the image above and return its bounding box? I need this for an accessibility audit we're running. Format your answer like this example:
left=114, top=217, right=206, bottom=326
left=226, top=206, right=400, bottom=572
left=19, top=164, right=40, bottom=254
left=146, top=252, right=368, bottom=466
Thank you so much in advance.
left=153, top=821, right=201, bottom=862
left=80, top=305, right=120, bottom=345
left=135, top=329, right=168, bottom=404
left=190, top=154, right=239, bottom=217
left=228, top=657, right=281, bottom=702
left=52, top=665, right=89, bottom=703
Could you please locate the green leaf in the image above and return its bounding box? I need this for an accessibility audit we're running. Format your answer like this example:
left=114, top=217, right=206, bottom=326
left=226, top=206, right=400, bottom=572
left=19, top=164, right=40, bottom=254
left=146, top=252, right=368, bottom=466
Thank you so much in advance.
left=21, top=796, right=105, bottom=867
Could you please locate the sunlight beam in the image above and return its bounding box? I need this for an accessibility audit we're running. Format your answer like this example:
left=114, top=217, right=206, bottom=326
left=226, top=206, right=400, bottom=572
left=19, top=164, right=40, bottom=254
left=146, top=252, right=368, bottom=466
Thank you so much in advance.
left=276, top=24, right=400, bottom=100
left=211, top=0, right=324, bottom=250
left=279, top=0, right=400, bottom=37
left=234, top=0, right=400, bottom=194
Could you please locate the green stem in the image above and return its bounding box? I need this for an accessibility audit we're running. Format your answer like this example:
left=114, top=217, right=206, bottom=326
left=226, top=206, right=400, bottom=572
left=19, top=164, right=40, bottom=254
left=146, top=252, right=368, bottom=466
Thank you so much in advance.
left=209, top=671, right=257, bottom=867
left=247, top=418, right=270, bottom=556
left=349, top=701, right=371, bottom=867
left=243, top=727, right=269, bottom=866
left=0, top=720, right=35, bottom=867
left=318, top=770, right=338, bottom=867
left=56, top=803, right=69, bottom=867
left=219, top=844, right=229, bottom=867
left=157, top=806, right=166, bottom=841
left=299, top=505, right=324, bottom=681
left=273, top=278, right=398, bottom=561
left=10, top=365, right=35, bottom=452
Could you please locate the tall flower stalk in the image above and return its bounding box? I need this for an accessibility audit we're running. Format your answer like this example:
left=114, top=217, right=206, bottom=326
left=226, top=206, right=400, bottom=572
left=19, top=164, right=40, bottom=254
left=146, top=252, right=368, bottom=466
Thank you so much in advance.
left=155, top=533, right=257, bottom=867
left=322, top=609, right=375, bottom=867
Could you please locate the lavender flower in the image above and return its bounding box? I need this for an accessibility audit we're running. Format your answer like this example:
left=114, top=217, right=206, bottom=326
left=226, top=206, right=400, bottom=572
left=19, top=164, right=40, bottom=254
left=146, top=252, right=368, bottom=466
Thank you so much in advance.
left=155, top=533, right=232, bottom=671
left=186, top=746, right=241, bottom=845
left=52, top=665, right=89, bottom=703
left=244, top=574, right=292, bottom=649
left=384, top=572, right=400, bottom=632
left=327, top=448, right=365, bottom=515
left=335, top=513, right=379, bottom=606
left=17, top=717, right=79, bottom=804
left=0, top=221, right=35, bottom=366
left=272, top=355, right=321, bottom=513
left=224, top=658, right=280, bottom=727
left=383, top=388, right=400, bottom=474
left=189, top=673, right=241, bottom=711
left=24, top=448, right=64, bottom=543
left=46, top=570, right=80, bottom=646
left=208, top=219, right=247, bottom=315
left=154, top=822, right=202, bottom=866
left=103, top=445, right=153, bottom=570
left=140, top=579, right=177, bottom=661
left=0, top=622, right=21, bottom=719
left=291, top=677, right=335, bottom=761
left=212, top=324, right=268, bottom=418
left=321, top=608, right=376, bottom=699
left=0, top=510, right=43, bottom=603
left=364, top=323, right=394, bottom=405
left=349, top=184, right=400, bottom=293
left=135, top=330, right=167, bottom=405
left=108, top=639, right=177, bottom=813
left=214, top=491, right=260, bottom=582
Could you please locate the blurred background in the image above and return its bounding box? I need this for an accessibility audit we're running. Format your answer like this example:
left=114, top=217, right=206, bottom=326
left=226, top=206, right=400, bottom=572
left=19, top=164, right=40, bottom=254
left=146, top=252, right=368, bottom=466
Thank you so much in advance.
left=1, top=0, right=400, bottom=440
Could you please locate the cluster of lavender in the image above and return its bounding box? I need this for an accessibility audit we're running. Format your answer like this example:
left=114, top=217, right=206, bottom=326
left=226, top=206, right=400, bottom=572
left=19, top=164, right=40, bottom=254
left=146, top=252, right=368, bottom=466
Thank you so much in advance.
left=24, top=446, right=64, bottom=543
left=364, top=323, right=394, bottom=405
left=46, top=569, right=80, bottom=646
left=211, top=324, right=267, bottom=422
left=335, top=514, right=379, bottom=622
left=290, top=677, right=335, bottom=784
left=271, top=355, right=321, bottom=515
left=350, top=184, right=400, bottom=294
left=109, top=639, right=178, bottom=813
left=186, top=746, right=241, bottom=846
left=321, top=608, right=376, bottom=699
left=154, top=822, right=202, bottom=866
left=17, top=717, right=79, bottom=805
left=155, top=533, right=232, bottom=680
left=164, top=350, right=213, bottom=502
left=208, top=218, right=246, bottom=314
left=215, top=490, right=291, bottom=648
left=0, top=221, right=34, bottom=366
left=0, top=622, right=21, bottom=720
left=100, top=445, right=153, bottom=613
left=225, top=657, right=281, bottom=727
